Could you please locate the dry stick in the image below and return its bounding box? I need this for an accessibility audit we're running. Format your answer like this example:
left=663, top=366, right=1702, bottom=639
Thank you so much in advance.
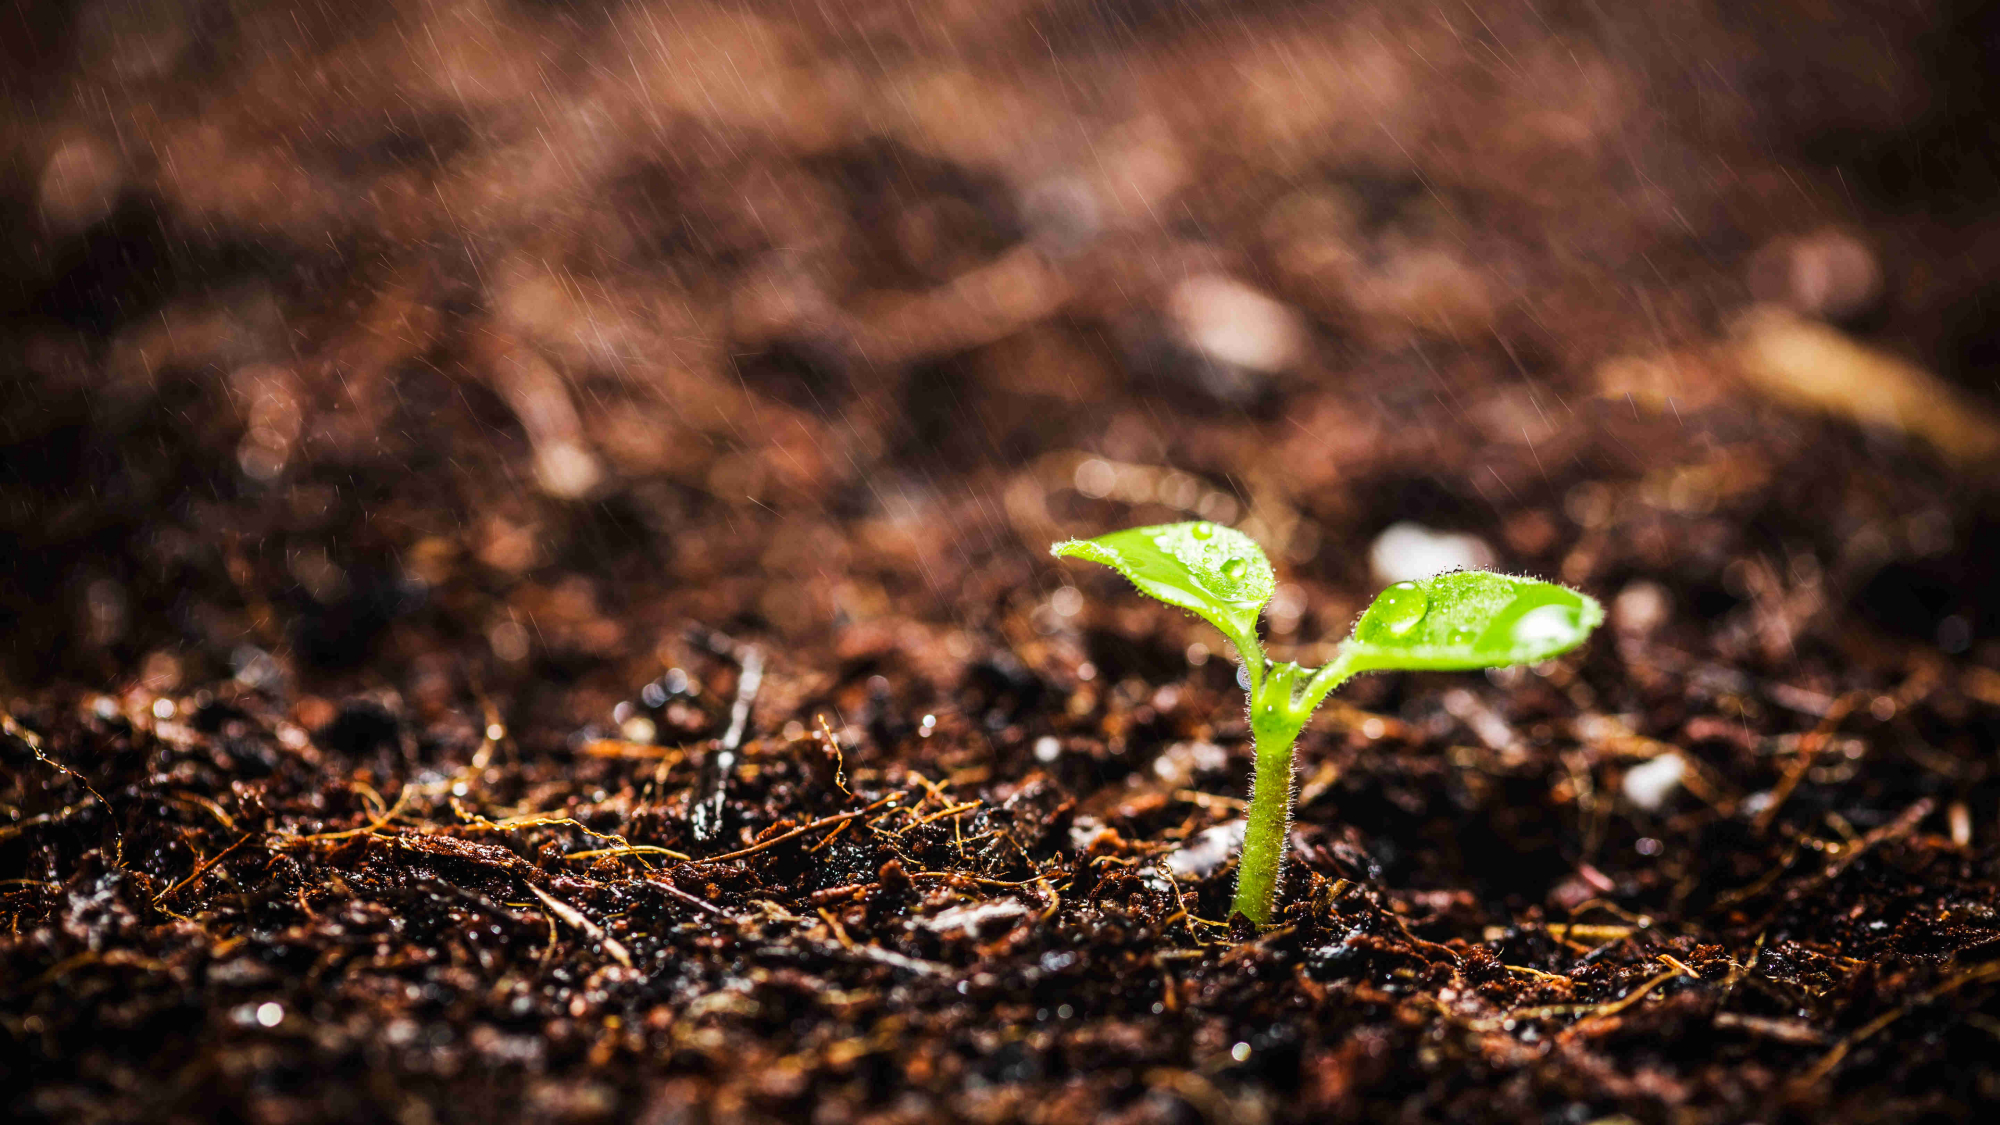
left=807, top=819, right=853, bottom=854
left=1754, top=691, right=1864, bottom=835
left=527, top=885, right=634, bottom=969
left=1658, top=953, right=1701, bottom=979
left=1819, top=797, right=1935, bottom=884
left=691, top=644, right=763, bottom=842
left=907, top=872, right=1050, bottom=888
left=282, top=784, right=416, bottom=845
left=564, top=844, right=692, bottom=862
left=1716, top=931, right=1767, bottom=1009
left=817, top=714, right=849, bottom=796
left=1714, top=1012, right=1829, bottom=1046
left=583, top=740, right=685, bottom=760
left=3, top=710, right=124, bottom=864
left=1731, top=798, right=1938, bottom=933
left=1557, top=966, right=1683, bottom=1036
left=155, top=833, right=255, bottom=904
left=847, top=944, right=949, bottom=976
left=904, top=801, right=981, bottom=829
left=0, top=801, right=96, bottom=843
left=452, top=805, right=682, bottom=863
left=695, top=798, right=899, bottom=865
left=650, top=878, right=733, bottom=919
left=1794, top=961, right=2000, bottom=1088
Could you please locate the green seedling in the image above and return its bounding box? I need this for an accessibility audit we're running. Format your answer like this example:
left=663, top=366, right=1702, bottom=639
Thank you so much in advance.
left=1051, top=521, right=1601, bottom=925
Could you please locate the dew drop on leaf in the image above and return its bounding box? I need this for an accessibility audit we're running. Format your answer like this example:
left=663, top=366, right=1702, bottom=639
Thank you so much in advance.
left=1476, top=588, right=1588, bottom=653
left=1221, top=556, right=1248, bottom=579
left=1355, top=581, right=1429, bottom=641
left=1190, top=523, right=1215, bottom=540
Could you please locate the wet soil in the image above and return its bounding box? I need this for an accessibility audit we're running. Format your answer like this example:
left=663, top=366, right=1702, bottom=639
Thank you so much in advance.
left=8, top=2, right=2000, bottom=1122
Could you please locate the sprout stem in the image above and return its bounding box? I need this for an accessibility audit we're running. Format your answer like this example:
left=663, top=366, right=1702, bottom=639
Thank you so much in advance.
left=1231, top=717, right=1300, bottom=923
left=1231, top=657, right=1349, bottom=924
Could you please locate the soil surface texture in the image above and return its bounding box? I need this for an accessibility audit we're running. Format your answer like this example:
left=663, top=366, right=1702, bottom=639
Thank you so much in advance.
left=8, top=2, right=2000, bottom=1122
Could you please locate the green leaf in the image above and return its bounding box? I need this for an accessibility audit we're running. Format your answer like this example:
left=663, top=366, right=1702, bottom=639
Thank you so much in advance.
left=1341, top=570, right=1601, bottom=673
left=1051, top=522, right=1274, bottom=653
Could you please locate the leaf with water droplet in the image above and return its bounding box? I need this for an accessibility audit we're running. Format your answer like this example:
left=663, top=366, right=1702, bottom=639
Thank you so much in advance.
left=1051, top=521, right=1274, bottom=654
left=1353, top=581, right=1428, bottom=641
left=1341, top=571, right=1601, bottom=673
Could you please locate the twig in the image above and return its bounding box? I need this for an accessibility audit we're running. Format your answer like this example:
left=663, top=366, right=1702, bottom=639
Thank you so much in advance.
left=453, top=804, right=671, bottom=863
left=1173, top=789, right=1247, bottom=811
left=903, top=801, right=981, bottom=830
left=282, top=784, right=414, bottom=844
left=648, top=877, right=733, bottom=919
left=527, top=885, right=634, bottom=968
left=695, top=798, right=897, bottom=864
left=155, top=833, right=254, bottom=904
left=1820, top=797, right=1934, bottom=883
left=581, top=740, right=686, bottom=761
left=807, top=818, right=853, bottom=854
left=1555, top=966, right=1682, bottom=1036
left=1658, top=953, right=1700, bottom=979
left=1713, top=1012, right=1827, bottom=1045
left=1794, top=961, right=2000, bottom=1088
left=1754, top=692, right=1862, bottom=834
left=3, top=710, right=124, bottom=864
left=817, top=714, right=848, bottom=796
left=563, top=844, right=691, bottom=862
left=847, top=944, right=949, bottom=976
left=818, top=907, right=855, bottom=950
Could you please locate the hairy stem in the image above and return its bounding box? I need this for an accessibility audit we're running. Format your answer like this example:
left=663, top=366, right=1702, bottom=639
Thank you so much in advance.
left=1230, top=721, right=1299, bottom=923
left=1231, top=662, right=1307, bottom=924
left=1229, top=654, right=1356, bottom=924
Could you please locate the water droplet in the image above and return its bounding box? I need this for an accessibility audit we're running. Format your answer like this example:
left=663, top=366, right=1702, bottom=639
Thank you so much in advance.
left=1448, top=626, right=1477, bottom=645
left=1478, top=594, right=1585, bottom=654
left=1220, top=556, right=1248, bottom=579
left=1354, top=581, right=1429, bottom=642
left=1190, top=523, right=1215, bottom=540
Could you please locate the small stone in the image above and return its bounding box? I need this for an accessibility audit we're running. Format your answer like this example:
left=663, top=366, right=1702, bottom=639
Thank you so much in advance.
left=1368, top=522, right=1495, bottom=586
left=1166, top=274, right=1307, bottom=374
left=1164, top=820, right=1247, bottom=878
left=1612, top=580, right=1671, bottom=636
left=1748, top=228, right=1881, bottom=321
left=1622, top=753, right=1686, bottom=811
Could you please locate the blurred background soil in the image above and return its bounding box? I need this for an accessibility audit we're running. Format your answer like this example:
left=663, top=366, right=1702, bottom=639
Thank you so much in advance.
left=7, top=1, right=2000, bottom=1122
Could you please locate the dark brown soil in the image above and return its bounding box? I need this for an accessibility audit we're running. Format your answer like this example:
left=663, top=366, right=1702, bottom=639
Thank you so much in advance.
left=8, top=2, right=2000, bottom=1122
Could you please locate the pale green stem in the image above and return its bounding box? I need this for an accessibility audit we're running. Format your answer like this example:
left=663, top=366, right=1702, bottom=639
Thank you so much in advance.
left=1230, top=716, right=1300, bottom=923
left=1228, top=650, right=1357, bottom=924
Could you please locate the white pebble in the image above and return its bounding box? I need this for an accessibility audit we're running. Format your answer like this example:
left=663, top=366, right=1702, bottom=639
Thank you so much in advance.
left=1165, top=820, right=1247, bottom=878
left=921, top=900, right=1030, bottom=937
left=1368, top=522, right=1495, bottom=586
left=1612, top=580, right=1671, bottom=636
left=1166, top=274, right=1306, bottom=373
left=1622, top=753, right=1686, bottom=811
